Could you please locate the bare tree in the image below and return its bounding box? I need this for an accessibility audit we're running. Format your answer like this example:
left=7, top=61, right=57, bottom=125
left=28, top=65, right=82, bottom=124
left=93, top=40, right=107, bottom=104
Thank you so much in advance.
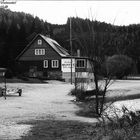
left=72, top=17, right=114, bottom=116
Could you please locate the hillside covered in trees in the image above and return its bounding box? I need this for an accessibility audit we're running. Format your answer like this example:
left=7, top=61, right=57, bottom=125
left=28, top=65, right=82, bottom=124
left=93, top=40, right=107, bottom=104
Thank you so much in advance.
left=1, top=8, right=140, bottom=74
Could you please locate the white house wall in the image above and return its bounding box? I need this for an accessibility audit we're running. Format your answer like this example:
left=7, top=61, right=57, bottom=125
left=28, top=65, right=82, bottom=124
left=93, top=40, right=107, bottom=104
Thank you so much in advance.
left=61, top=58, right=75, bottom=72
left=61, top=58, right=94, bottom=82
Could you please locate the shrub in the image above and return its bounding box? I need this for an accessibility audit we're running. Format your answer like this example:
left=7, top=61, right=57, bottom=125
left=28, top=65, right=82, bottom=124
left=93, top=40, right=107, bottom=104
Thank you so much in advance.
left=105, top=55, right=133, bottom=79
left=70, top=88, right=105, bottom=102
left=98, top=106, right=140, bottom=140
left=70, top=88, right=86, bottom=101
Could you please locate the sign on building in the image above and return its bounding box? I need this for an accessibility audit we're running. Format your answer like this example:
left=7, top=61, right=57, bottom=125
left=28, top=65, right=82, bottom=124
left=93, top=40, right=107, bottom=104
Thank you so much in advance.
left=61, top=58, right=75, bottom=72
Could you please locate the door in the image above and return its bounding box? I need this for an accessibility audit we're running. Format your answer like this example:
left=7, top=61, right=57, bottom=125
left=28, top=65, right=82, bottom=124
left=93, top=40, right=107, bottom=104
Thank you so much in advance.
left=29, top=66, right=37, bottom=77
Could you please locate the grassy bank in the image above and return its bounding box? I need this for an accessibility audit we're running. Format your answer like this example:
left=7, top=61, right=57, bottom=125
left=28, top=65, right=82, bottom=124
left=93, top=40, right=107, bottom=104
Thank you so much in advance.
left=19, top=120, right=96, bottom=140
left=75, top=92, right=140, bottom=118
left=19, top=94, right=140, bottom=140
left=72, top=89, right=140, bottom=118
left=19, top=118, right=140, bottom=140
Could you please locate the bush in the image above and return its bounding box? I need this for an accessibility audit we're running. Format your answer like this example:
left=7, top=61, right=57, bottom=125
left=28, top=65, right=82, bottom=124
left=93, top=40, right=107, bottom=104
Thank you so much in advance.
left=105, top=55, right=133, bottom=79
left=70, top=88, right=104, bottom=102
left=70, top=88, right=86, bottom=101
left=99, top=106, right=140, bottom=140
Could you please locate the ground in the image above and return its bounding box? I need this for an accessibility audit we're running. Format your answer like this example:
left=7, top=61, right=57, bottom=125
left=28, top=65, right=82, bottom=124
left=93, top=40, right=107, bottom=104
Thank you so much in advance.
left=0, top=80, right=140, bottom=139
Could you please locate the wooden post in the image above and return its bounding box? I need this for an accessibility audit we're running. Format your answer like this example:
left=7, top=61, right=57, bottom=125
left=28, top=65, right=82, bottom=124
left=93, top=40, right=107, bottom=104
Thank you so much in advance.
left=70, top=18, right=73, bottom=84
left=4, top=75, right=6, bottom=100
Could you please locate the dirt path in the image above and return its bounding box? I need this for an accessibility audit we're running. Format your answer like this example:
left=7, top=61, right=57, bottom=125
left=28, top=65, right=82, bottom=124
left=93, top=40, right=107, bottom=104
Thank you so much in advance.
left=0, top=81, right=97, bottom=140
left=1, top=80, right=140, bottom=139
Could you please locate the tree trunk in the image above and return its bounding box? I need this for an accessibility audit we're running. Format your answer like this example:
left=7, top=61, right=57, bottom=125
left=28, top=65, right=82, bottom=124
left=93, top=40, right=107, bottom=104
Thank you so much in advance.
left=94, top=71, right=100, bottom=116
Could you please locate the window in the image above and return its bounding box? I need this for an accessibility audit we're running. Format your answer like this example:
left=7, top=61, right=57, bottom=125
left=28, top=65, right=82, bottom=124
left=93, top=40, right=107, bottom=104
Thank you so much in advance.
left=43, top=60, right=48, bottom=68
left=38, top=39, right=42, bottom=45
left=52, top=60, right=59, bottom=68
left=35, top=49, right=45, bottom=55
left=76, top=59, right=85, bottom=68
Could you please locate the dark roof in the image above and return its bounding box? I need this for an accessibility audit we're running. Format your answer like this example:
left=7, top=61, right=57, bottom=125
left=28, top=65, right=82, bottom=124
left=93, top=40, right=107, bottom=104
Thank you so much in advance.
left=16, top=34, right=70, bottom=60
left=40, top=34, right=70, bottom=57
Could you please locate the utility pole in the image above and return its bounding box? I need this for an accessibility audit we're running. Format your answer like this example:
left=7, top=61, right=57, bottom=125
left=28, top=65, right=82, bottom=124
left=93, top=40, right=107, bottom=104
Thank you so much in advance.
left=70, top=18, right=73, bottom=84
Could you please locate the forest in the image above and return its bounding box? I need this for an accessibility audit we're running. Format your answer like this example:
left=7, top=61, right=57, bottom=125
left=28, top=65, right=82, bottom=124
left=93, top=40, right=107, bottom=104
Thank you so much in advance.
left=0, top=8, right=140, bottom=75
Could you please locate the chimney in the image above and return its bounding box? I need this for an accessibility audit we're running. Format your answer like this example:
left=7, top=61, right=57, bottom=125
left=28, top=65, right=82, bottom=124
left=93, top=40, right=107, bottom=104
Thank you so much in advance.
left=77, top=49, right=80, bottom=57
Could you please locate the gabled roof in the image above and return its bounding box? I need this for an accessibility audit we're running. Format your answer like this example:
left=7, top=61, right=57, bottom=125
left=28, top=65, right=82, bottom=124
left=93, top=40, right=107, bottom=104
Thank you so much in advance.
left=40, top=34, right=70, bottom=57
left=16, top=34, right=70, bottom=60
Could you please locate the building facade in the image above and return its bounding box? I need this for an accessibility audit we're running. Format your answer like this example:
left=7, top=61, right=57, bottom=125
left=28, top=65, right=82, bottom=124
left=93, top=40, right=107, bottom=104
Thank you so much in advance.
left=16, top=34, right=94, bottom=82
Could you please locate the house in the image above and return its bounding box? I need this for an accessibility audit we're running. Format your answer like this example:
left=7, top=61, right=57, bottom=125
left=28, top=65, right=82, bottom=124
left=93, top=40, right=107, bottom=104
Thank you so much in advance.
left=16, top=34, right=94, bottom=82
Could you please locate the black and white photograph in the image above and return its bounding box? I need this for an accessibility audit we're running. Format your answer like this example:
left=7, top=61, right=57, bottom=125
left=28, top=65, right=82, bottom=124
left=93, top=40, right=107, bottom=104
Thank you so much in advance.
left=0, top=0, right=140, bottom=139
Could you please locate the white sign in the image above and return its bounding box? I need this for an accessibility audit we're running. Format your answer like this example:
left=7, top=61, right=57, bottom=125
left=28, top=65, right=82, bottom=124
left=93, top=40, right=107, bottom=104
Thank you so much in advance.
left=61, top=58, right=75, bottom=72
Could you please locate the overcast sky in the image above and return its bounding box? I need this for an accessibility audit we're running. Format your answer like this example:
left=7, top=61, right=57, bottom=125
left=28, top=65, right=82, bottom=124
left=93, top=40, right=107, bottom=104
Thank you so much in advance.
left=6, top=1, right=140, bottom=26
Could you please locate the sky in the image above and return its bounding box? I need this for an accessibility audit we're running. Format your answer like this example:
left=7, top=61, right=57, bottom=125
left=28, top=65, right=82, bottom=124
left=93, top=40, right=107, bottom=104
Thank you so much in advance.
left=4, top=1, right=140, bottom=26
